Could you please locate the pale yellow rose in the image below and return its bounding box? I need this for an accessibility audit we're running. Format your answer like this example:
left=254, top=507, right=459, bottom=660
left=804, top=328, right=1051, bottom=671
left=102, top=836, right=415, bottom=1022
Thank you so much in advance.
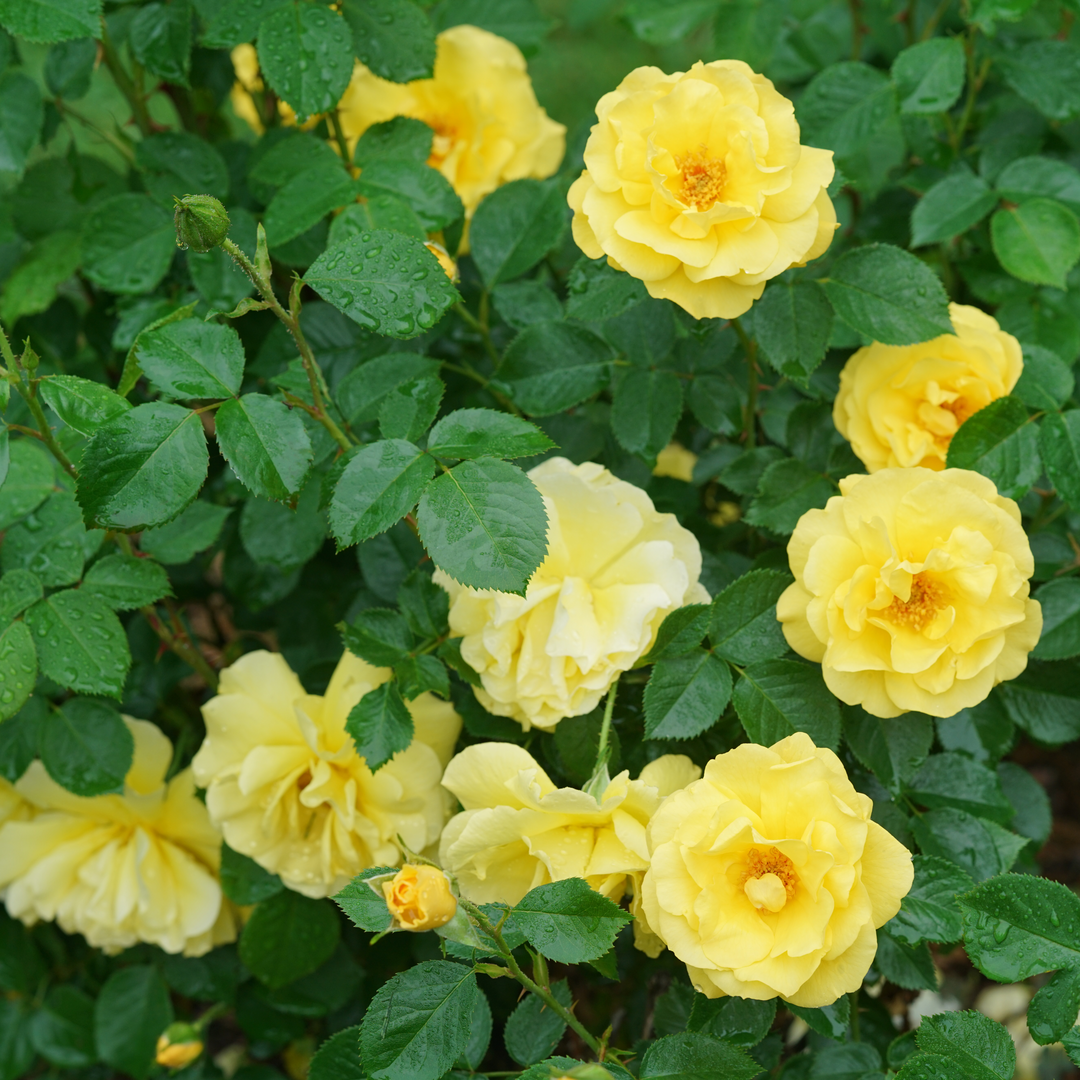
left=337, top=25, right=565, bottom=215
left=192, top=650, right=461, bottom=898
left=834, top=304, right=1023, bottom=472
left=435, top=457, right=710, bottom=731
left=568, top=60, right=836, bottom=320
left=642, top=733, right=913, bottom=1006
left=439, top=742, right=700, bottom=956
left=777, top=468, right=1042, bottom=718
left=0, top=719, right=236, bottom=956
left=653, top=442, right=697, bottom=482
left=0, top=776, right=31, bottom=827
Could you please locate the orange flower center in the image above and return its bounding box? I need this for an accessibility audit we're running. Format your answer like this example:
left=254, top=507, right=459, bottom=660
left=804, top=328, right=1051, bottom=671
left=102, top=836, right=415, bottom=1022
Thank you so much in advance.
left=888, top=573, right=946, bottom=632
left=677, top=146, right=727, bottom=210
left=742, top=846, right=798, bottom=911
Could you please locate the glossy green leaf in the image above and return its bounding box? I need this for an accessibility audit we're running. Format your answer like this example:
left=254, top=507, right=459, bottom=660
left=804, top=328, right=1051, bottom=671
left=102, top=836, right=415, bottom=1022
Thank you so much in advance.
left=896, top=1011, right=1015, bottom=1080
left=81, top=194, right=175, bottom=296
left=733, top=659, right=841, bottom=750
left=216, top=394, right=313, bottom=501
left=886, top=855, right=973, bottom=946
left=905, top=751, right=1014, bottom=825
left=357, top=159, right=462, bottom=232
left=201, top=0, right=291, bottom=48
left=470, top=178, right=567, bottom=287
left=744, top=458, right=834, bottom=535
left=39, top=697, right=133, bottom=796
left=1001, top=40, right=1080, bottom=121
left=709, top=569, right=792, bottom=666
left=510, top=879, right=633, bottom=963
left=1, top=492, right=92, bottom=588
left=83, top=553, right=172, bottom=611
left=240, top=890, right=341, bottom=989
left=94, top=967, right=173, bottom=1080
left=0, top=73, right=41, bottom=179
left=565, top=257, right=649, bottom=323
left=342, top=0, right=436, bottom=83
left=0, top=570, right=42, bottom=625
left=39, top=375, right=131, bottom=436
left=0, top=622, right=35, bottom=721
left=945, top=396, right=1040, bottom=499
left=136, top=318, right=246, bottom=400
left=911, top=170, right=997, bottom=246
left=1038, top=409, right=1080, bottom=510
left=843, top=705, right=934, bottom=795
left=639, top=1032, right=759, bottom=1080
left=0, top=0, right=101, bottom=42
left=220, top=844, right=285, bottom=906
left=991, top=199, right=1080, bottom=289
left=1013, top=344, right=1074, bottom=411
left=130, top=0, right=192, bottom=88
left=911, top=807, right=1027, bottom=881
left=892, top=38, right=965, bottom=113
left=996, top=156, right=1080, bottom=216
left=426, top=408, right=554, bottom=461
left=265, top=163, right=357, bottom=247
left=345, top=681, right=414, bottom=771
left=140, top=500, right=232, bottom=564
left=0, top=440, right=55, bottom=532
left=643, top=649, right=733, bottom=739
left=379, top=376, right=444, bottom=442
left=504, top=981, right=571, bottom=1067
left=753, top=281, right=833, bottom=381
left=611, top=367, right=684, bottom=461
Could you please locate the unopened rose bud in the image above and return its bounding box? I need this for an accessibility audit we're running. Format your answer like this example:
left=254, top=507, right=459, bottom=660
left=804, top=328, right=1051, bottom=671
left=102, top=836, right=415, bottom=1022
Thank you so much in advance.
left=425, top=241, right=459, bottom=283
left=382, top=864, right=456, bottom=931
left=156, top=1023, right=203, bottom=1069
left=174, top=195, right=230, bottom=253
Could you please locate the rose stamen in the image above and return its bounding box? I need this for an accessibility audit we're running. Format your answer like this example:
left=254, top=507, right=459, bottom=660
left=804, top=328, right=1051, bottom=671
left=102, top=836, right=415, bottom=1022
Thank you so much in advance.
left=742, top=846, right=798, bottom=898
left=677, top=145, right=727, bottom=210
left=888, top=573, right=946, bottom=632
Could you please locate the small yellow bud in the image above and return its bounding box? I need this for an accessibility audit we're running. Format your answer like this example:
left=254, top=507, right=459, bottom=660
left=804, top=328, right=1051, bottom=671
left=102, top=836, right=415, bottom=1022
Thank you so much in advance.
left=383, top=864, right=457, bottom=931
left=425, top=242, right=459, bottom=283
left=156, top=1024, right=203, bottom=1069
left=174, top=195, right=230, bottom=253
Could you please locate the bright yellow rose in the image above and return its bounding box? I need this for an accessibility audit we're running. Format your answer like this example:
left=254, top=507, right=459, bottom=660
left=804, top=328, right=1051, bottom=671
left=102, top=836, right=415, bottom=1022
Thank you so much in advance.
left=383, top=863, right=457, bottom=931
left=568, top=60, right=836, bottom=320
left=337, top=25, right=566, bottom=215
left=157, top=1025, right=204, bottom=1070
left=0, top=719, right=236, bottom=956
left=777, top=468, right=1042, bottom=718
left=192, top=649, right=461, bottom=898
left=834, top=304, right=1023, bottom=472
left=440, top=742, right=700, bottom=956
left=642, top=733, right=913, bottom=1007
left=653, top=442, right=698, bottom=482
left=434, top=458, right=710, bottom=731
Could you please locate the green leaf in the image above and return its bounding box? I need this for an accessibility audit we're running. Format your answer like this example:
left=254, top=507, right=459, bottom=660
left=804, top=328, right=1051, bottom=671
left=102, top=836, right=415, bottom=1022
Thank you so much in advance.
left=81, top=193, right=176, bottom=296
left=611, top=368, right=684, bottom=461
left=492, top=280, right=563, bottom=330
left=937, top=697, right=1015, bottom=765
left=118, top=300, right=199, bottom=398
left=429, top=0, right=553, bottom=50
left=25, top=589, right=130, bottom=697
left=565, top=256, right=648, bottom=323
left=896, top=1011, right=1015, bottom=1080
left=843, top=705, right=934, bottom=795
left=874, top=928, right=937, bottom=990
left=887, top=854, right=972, bottom=946
left=305, top=230, right=460, bottom=338
left=996, top=156, right=1080, bottom=216
left=639, top=1032, right=760, bottom=1080
left=911, top=807, right=1027, bottom=881
left=0, top=73, right=41, bottom=179
left=39, top=375, right=131, bottom=436
left=0, top=569, right=42, bottom=624
left=310, top=1025, right=365, bottom=1080
left=265, top=163, right=357, bottom=247
left=991, top=199, right=1080, bottom=289
left=998, top=660, right=1080, bottom=746
left=642, top=603, right=711, bottom=663
left=258, top=2, right=354, bottom=120
left=341, top=608, right=414, bottom=666
left=220, top=844, right=285, bottom=905
left=136, top=318, right=246, bottom=400
left=39, top=697, right=133, bottom=796
left=201, top=0, right=291, bottom=48
left=808, top=1042, right=882, bottom=1080
left=354, top=117, right=433, bottom=167
left=643, top=649, right=733, bottom=739
left=0, top=230, right=82, bottom=325
left=1, top=492, right=92, bottom=588
left=334, top=867, right=396, bottom=932
left=0, top=622, right=34, bottom=721
left=82, top=553, right=172, bottom=611
left=456, top=992, right=493, bottom=1072
left=998, top=761, right=1051, bottom=845
left=357, top=160, right=462, bottom=232
left=329, top=439, right=434, bottom=548
left=504, top=980, right=571, bottom=1066
left=945, top=396, right=1040, bottom=499
left=905, top=751, right=1014, bottom=825
left=130, top=0, right=192, bottom=88
left=1031, top=577, right=1080, bottom=660
left=1000, top=40, right=1080, bottom=121
left=744, top=458, right=834, bottom=535
left=709, top=569, right=792, bottom=666
left=822, top=243, right=953, bottom=346
left=892, top=38, right=965, bottom=113
left=140, top=500, right=232, bottom=564
left=0, top=440, right=55, bottom=532
left=510, top=878, right=633, bottom=963
left=94, top=966, right=173, bottom=1080
left=624, top=0, right=720, bottom=45
left=1027, top=969, right=1080, bottom=1047
left=337, top=354, right=441, bottom=426
left=31, top=985, right=96, bottom=1069
left=397, top=570, right=449, bottom=639
left=787, top=998, right=850, bottom=1040
left=77, top=403, right=209, bottom=530
left=342, top=0, right=436, bottom=82
left=1038, top=409, right=1080, bottom=510
left=241, top=890, right=341, bottom=989
left=1064, top=1029, right=1080, bottom=1069
left=217, top=394, right=313, bottom=501
left=395, top=654, right=448, bottom=701
left=240, top=485, right=326, bottom=571
left=0, top=0, right=100, bottom=42
left=332, top=195, right=427, bottom=243
left=732, top=659, right=841, bottom=750
left=416, top=457, right=548, bottom=594
left=1013, top=344, right=1074, bottom=411
left=379, top=376, right=444, bottom=442
left=499, top=321, right=612, bottom=416
left=360, top=961, right=478, bottom=1080
left=911, top=170, right=997, bottom=247
left=968, top=0, right=1037, bottom=32
left=426, top=408, right=554, bottom=460
left=345, top=682, right=413, bottom=771
left=752, top=281, right=833, bottom=382
left=470, top=178, right=567, bottom=287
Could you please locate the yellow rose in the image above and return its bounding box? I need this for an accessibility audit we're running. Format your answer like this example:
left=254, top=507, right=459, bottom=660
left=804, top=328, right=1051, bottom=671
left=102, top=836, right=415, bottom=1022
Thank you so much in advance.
left=435, top=457, right=710, bottom=731
left=834, top=304, right=1023, bottom=472
left=156, top=1025, right=203, bottom=1070
left=0, top=775, right=31, bottom=827
left=0, top=719, right=236, bottom=956
left=192, top=649, right=461, bottom=897
left=653, top=442, right=697, bottom=482
left=337, top=25, right=566, bottom=216
left=642, top=733, right=913, bottom=1007
left=439, top=742, right=700, bottom=956
left=568, top=60, right=836, bottom=320
left=777, top=468, right=1042, bottom=718
left=383, top=863, right=457, bottom=931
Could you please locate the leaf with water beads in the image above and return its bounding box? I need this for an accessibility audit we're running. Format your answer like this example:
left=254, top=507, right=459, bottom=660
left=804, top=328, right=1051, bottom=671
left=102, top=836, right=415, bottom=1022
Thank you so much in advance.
left=304, top=230, right=460, bottom=340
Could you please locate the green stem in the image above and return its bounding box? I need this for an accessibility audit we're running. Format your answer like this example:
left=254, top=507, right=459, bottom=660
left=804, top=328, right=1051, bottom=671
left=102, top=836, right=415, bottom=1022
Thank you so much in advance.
left=731, top=317, right=758, bottom=449
left=919, top=0, right=953, bottom=39
left=952, top=27, right=987, bottom=154
left=595, top=678, right=619, bottom=777
left=455, top=301, right=500, bottom=369
left=463, top=900, right=602, bottom=1057
left=328, top=109, right=353, bottom=169
left=99, top=25, right=153, bottom=137
left=221, top=238, right=352, bottom=451
left=141, top=600, right=220, bottom=693
left=194, top=1001, right=229, bottom=1032
left=849, top=988, right=861, bottom=1041
left=10, top=378, right=77, bottom=479
left=850, top=0, right=866, bottom=58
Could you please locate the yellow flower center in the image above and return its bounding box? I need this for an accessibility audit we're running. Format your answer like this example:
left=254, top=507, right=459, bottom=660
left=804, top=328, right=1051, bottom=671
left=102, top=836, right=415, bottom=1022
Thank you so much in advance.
left=742, top=846, right=798, bottom=912
left=888, top=573, right=947, bottom=632
left=677, top=146, right=727, bottom=210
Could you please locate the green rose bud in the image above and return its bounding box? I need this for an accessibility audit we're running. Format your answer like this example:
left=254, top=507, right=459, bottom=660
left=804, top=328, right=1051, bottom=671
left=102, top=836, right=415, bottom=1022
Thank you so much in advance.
left=174, top=194, right=230, bottom=253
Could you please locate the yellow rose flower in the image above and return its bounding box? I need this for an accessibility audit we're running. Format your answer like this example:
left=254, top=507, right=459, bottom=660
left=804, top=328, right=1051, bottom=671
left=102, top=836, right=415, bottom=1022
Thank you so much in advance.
left=834, top=304, right=1023, bottom=472
left=435, top=457, right=710, bottom=731
left=439, top=742, right=701, bottom=956
left=0, top=775, right=31, bottom=827
left=156, top=1024, right=203, bottom=1070
left=653, top=442, right=697, bottom=482
left=383, top=863, right=457, bottom=931
left=192, top=649, right=461, bottom=898
left=0, top=719, right=236, bottom=956
left=337, top=25, right=566, bottom=216
left=777, top=468, right=1042, bottom=718
left=642, top=733, right=913, bottom=1007
left=568, top=60, right=837, bottom=320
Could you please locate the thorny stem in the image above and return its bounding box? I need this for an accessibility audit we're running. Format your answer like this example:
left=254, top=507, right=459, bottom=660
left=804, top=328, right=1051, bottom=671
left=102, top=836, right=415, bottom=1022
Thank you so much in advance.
left=731, top=317, right=758, bottom=449
left=4, top=355, right=78, bottom=479
left=99, top=25, right=153, bottom=137
left=463, top=899, right=603, bottom=1057
left=221, top=238, right=353, bottom=452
